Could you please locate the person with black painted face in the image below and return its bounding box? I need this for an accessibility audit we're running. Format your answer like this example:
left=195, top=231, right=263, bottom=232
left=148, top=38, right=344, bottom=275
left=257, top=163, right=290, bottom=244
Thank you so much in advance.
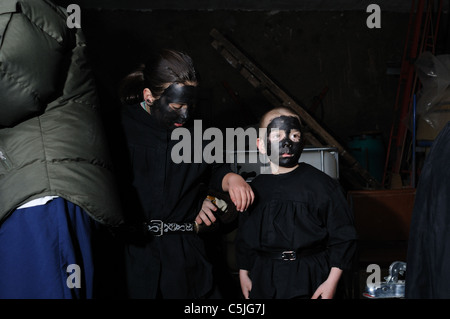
left=143, top=82, right=197, bottom=129
left=236, top=107, right=357, bottom=299
left=264, top=114, right=305, bottom=171
left=116, top=49, right=254, bottom=299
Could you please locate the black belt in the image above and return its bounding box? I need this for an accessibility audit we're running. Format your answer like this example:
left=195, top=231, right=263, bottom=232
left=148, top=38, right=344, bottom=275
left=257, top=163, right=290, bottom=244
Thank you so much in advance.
left=257, top=246, right=326, bottom=261
left=145, top=220, right=197, bottom=236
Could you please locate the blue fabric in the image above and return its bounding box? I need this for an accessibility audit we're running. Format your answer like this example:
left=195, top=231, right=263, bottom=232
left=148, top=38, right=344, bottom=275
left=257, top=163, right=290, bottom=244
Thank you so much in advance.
left=0, top=197, right=97, bottom=299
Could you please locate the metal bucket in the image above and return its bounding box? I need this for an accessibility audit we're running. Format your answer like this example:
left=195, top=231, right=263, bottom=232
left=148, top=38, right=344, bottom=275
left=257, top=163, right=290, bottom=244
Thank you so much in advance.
left=347, top=132, right=385, bottom=182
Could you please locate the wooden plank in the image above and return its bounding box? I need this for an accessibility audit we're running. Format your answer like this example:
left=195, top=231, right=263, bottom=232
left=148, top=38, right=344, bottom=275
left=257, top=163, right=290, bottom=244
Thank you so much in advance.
left=210, top=28, right=380, bottom=188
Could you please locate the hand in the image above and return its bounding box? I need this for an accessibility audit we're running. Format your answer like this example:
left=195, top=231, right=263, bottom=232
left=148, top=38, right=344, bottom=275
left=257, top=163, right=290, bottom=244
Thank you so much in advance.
left=239, top=269, right=252, bottom=299
left=195, top=198, right=217, bottom=226
left=222, top=173, right=255, bottom=212
left=311, top=280, right=337, bottom=299
left=311, top=267, right=342, bottom=299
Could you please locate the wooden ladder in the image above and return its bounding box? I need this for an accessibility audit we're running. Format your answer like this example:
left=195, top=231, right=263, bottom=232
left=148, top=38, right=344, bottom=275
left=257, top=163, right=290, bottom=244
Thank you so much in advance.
left=210, top=28, right=380, bottom=189
left=382, top=0, right=443, bottom=187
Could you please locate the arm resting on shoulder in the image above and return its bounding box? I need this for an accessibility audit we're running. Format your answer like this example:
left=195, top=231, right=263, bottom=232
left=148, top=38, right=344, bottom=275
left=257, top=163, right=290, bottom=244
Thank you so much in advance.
left=221, top=172, right=254, bottom=212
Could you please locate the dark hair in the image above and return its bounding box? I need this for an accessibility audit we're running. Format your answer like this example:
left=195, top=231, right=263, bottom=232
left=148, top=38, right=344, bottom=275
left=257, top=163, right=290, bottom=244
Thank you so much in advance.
left=118, top=49, right=197, bottom=105
left=258, top=106, right=303, bottom=129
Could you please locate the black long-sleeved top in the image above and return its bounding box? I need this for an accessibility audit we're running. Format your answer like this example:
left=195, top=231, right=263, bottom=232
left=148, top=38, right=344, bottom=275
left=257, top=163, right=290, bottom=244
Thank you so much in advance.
left=236, top=163, right=357, bottom=298
left=119, top=103, right=230, bottom=298
left=406, top=122, right=450, bottom=299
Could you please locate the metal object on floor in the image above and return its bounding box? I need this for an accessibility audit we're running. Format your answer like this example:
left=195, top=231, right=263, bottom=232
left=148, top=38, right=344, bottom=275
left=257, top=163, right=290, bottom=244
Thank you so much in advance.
left=363, top=261, right=406, bottom=299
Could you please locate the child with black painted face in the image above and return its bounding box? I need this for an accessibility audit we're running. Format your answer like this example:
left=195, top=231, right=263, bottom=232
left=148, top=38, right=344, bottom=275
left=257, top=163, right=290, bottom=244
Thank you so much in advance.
left=117, top=49, right=254, bottom=298
left=236, top=107, right=357, bottom=299
left=262, top=111, right=305, bottom=173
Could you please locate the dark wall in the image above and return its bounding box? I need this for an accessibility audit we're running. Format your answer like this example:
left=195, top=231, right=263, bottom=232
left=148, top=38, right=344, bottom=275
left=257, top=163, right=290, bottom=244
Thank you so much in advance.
left=78, top=8, right=411, bottom=148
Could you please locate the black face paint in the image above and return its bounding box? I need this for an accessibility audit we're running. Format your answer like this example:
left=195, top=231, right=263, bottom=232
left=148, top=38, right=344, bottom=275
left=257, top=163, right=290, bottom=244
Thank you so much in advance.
left=151, top=83, right=197, bottom=129
left=266, top=115, right=304, bottom=168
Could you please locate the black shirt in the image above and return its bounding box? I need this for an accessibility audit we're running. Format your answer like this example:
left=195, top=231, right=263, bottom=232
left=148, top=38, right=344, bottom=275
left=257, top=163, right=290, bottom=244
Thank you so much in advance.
left=119, top=103, right=230, bottom=298
left=236, top=163, right=357, bottom=298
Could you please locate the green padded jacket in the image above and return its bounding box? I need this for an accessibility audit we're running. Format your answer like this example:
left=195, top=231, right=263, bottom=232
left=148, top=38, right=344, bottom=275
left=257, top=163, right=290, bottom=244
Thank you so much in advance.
left=0, top=0, right=123, bottom=226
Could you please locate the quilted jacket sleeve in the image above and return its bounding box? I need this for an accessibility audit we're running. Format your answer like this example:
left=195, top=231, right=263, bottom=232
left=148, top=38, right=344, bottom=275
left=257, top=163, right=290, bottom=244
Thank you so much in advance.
left=0, top=0, right=72, bottom=127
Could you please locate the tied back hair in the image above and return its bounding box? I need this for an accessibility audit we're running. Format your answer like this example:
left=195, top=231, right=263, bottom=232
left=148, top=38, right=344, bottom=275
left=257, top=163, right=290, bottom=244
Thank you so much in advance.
left=118, top=64, right=145, bottom=105
left=118, top=49, right=197, bottom=105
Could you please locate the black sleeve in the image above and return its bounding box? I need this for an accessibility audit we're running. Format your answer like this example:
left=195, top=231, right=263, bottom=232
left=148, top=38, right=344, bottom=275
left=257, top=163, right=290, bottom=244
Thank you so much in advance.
left=325, top=184, right=358, bottom=270
left=208, top=162, right=232, bottom=191
left=235, top=209, right=257, bottom=270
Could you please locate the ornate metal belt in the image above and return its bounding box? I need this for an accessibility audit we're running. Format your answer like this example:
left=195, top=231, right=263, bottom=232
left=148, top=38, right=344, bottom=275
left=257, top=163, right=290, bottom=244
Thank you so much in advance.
left=145, top=220, right=196, bottom=236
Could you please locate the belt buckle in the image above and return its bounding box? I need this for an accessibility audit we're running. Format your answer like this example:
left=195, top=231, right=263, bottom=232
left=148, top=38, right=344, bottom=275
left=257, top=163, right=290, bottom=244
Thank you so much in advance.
left=281, top=250, right=296, bottom=261
left=148, top=220, right=164, bottom=236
